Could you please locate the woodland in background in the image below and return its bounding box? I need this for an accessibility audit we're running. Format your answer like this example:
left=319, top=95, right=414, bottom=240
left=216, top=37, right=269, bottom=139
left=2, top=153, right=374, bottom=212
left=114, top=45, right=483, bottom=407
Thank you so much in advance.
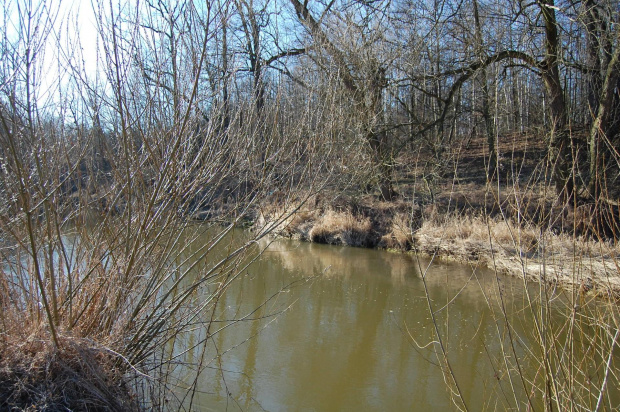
left=2, top=0, right=620, bottom=222
left=1, top=0, right=620, bottom=409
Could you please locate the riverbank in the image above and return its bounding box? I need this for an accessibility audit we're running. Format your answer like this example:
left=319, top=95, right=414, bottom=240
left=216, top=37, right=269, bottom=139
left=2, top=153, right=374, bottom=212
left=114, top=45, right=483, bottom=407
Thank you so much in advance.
left=256, top=188, right=620, bottom=299
left=0, top=329, right=139, bottom=411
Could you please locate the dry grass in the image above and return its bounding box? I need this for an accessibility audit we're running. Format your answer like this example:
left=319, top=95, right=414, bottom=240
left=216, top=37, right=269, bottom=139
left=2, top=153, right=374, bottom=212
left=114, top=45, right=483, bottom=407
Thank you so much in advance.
left=258, top=195, right=419, bottom=250
left=379, top=212, right=415, bottom=250
left=415, top=214, right=620, bottom=296
left=308, top=209, right=373, bottom=247
left=0, top=327, right=139, bottom=411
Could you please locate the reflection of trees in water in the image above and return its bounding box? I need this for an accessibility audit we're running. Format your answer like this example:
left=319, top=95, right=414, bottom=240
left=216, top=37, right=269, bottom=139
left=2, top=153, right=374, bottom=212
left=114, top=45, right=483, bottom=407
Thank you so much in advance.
left=205, top=236, right=537, bottom=410
left=262, top=236, right=528, bottom=311
left=171, top=235, right=617, bottom=411
left=246, top=239, right=448, bottom=409
left=160, top=231, right=609, bottom=411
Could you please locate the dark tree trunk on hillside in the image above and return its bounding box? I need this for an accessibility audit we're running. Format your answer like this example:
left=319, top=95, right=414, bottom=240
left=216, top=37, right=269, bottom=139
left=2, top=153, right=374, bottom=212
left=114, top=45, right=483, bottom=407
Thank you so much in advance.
left=539, top=0, right=573, bottom=200
left=473, top=0, right=496, bottom=180
left=288, top=0, right=396, bottom=200
left=250, top=19, right=265, bottom=114
left=587, top=23, right=620, bottom=199
left=368, top=66, right=397, bottom=201
left=584, top=0, right=607, bottom=117
left=236, top=0, right=268, bottom=169
left=236, top=0, right=265, bottom=116
left=581, top=0, right=620, bottom=200
left=221, top=7, right=231, bottom=133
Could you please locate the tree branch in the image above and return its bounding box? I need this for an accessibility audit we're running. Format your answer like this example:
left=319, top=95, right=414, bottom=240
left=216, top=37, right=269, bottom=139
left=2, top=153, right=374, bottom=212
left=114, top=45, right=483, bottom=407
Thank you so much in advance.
left=264, top=47, right=307, bottom=66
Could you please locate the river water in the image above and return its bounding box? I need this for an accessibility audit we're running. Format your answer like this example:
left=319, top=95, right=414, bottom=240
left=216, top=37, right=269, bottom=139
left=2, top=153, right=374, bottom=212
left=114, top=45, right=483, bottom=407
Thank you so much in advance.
left=162, top=230, right=617, bottom=411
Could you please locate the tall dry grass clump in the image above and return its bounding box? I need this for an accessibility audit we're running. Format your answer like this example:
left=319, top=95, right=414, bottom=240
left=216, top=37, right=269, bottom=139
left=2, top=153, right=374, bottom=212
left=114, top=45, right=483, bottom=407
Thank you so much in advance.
left=309, top=209, right=373, bottom=246
left=0, top=329, right=138, bottom=411
left=379, top=211, right=415, bottom=250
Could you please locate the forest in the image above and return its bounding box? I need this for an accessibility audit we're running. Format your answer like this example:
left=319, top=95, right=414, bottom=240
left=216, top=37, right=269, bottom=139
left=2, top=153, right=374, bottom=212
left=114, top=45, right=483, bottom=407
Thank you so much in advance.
left=3, top=0, right=620, bottom=222
left=1, top=0, right=619, bottom=410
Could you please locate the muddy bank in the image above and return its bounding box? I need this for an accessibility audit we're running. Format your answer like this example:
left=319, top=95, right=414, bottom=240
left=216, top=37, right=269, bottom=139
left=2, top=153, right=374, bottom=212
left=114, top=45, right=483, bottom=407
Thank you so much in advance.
left=257, top=194, right=620, bottom=299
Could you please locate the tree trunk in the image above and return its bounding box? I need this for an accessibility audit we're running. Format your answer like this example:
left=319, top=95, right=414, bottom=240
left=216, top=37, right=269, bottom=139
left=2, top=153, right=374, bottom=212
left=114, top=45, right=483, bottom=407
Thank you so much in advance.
left=222, top=8, right=230, bottom=132
left=369, top=67, right=397, bottom=201
left=588, top=24, right=620, bottom=199
left=539, top=0, right=573, bottom=199
left=288, top=0, right=396, bottom=199
left=473, top=0, right=497, bottom=180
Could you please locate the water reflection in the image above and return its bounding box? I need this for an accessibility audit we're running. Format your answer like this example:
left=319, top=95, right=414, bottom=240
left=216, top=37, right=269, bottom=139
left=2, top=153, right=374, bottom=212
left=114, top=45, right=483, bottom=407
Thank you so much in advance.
left=168, top=233, right=614, bottom=411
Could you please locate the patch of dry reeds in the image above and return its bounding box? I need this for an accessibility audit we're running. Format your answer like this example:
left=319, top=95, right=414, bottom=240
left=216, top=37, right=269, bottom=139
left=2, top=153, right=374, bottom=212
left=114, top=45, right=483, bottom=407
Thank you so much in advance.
left=379, top=212, right=415, bottom=250
left=414, top=213, right=620, bottom=296
left=0, top=327, right=139, bottom=411
left=259, top=196, right=419, bottom=250
left=308, top=209, right=373, bottom=247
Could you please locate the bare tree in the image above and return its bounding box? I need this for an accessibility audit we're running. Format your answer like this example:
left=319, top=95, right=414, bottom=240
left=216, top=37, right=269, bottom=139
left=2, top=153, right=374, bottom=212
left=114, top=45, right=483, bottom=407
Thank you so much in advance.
left=288, top=0, right=398, bottom=199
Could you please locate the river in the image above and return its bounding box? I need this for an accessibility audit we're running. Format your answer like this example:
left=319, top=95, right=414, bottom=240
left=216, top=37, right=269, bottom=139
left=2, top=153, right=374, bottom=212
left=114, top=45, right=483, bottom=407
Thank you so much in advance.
left=158, top=229, right=617, bottom=411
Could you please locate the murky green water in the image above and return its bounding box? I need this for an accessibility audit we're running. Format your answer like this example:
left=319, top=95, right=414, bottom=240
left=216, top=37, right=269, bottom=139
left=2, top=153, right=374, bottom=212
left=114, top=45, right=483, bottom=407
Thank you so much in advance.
left=163, top=230, right=618, bottom=411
